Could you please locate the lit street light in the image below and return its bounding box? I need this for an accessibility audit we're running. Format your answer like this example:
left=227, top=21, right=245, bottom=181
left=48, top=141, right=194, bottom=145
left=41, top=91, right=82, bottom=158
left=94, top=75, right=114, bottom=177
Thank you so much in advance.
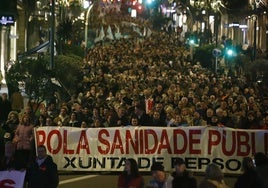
left=226, top=49, right=234, bottom=56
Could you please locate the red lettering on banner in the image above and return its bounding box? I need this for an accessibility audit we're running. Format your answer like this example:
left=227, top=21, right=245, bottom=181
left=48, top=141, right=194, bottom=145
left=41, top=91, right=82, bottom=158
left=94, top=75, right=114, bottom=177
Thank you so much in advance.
left=110, top=130, right=124, bottom=154
left=36, top=130, right=46, bottom=146
left=208, top=130, right=221, bottom=154
left=189, top=129, right=201, bottom=154
left=237, top=131, right=250, bottom=156
left=139, top=129, right=144, bottom=154
left=157, top=130, right=172, bottom=154
left=98, top=129, right=110, bottom=154
left=33, top=127, right=268, bottom=171
left=47, top=130, right=61, bottom=154
left=76, top=130, right=90, bottom=154
left=173, top=129, right=187, bottom=154
left=0, top=179, right=15, bottom=188
left=251, top=132, right=256, bottom=155
left=144, top=129, right=158, bottom=154
left=125, top=130, right=139, bottom=154
left=63, top=130, right=74, bottom=154
left=265, top=133, right=268, bottom=154
left=222, top=130, right=235, bottom=156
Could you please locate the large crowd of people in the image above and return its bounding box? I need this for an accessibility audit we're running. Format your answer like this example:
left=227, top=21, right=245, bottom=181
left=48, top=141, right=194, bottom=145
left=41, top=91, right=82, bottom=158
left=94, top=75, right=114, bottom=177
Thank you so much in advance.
left=0, top=17, right=268, bottom=187
left=0, top=24, right=268, bottom=153
left=42, top=30, right=268, bottom=130
left=1, top=23, right=268, bottom=131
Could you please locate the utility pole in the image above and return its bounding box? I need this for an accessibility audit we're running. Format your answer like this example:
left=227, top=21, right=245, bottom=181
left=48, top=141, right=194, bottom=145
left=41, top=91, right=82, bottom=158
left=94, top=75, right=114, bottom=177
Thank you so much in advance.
left=50, top=0, right=55, bottom=69
left=252, top=2, right=257, bottom=61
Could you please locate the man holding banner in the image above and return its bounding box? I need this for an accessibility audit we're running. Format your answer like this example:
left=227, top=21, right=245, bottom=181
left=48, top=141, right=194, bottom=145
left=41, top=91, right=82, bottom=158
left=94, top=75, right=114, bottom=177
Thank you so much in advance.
left=25, top=145, right=59, bottom=188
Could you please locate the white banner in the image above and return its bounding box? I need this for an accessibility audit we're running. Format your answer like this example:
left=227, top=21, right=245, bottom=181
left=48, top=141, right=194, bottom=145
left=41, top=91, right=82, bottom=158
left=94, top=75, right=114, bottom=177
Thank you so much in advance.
left=34, top=126, right=268, bottom=174
left=0, top=170, right=26, bottom=188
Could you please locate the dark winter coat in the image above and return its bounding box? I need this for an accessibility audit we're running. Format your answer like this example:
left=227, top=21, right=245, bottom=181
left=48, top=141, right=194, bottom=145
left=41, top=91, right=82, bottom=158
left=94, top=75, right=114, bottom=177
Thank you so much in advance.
left=234, top=168, right=263, bottom=188
left=26, top=155, right=59, bottom=188
left=172, top=171, right=197, bottom=188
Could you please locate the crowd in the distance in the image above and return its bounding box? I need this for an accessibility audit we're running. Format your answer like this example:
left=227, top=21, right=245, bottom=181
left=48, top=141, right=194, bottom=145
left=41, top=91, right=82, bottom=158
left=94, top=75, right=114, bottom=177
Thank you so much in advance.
left=32, top=31, right=268, bottom=130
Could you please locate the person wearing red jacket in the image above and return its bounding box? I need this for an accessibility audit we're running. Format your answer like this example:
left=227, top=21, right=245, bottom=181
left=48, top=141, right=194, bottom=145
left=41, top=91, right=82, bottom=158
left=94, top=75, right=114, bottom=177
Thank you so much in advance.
left=117, top=158, right=144, bottom=188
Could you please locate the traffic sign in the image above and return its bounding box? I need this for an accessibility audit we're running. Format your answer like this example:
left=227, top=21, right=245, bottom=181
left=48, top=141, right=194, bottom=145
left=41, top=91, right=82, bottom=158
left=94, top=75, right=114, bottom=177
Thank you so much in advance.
left=212, top=48, right=222, bottom=58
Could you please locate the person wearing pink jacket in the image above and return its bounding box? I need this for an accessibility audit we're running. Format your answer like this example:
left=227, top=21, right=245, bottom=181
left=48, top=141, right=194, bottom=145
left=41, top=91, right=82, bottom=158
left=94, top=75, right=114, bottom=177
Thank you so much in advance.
left=13, top=114, right=34, bottom=168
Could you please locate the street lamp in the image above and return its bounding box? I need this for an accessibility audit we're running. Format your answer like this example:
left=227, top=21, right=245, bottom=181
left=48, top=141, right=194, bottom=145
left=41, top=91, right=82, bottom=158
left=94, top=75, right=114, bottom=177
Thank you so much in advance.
left=252, top=13, right=257, bottom=61
left=50, top=0, right=55, bottom=70
left=187, top=35, right=199, bottom=62
left=84, top=0, right=94, bottom=56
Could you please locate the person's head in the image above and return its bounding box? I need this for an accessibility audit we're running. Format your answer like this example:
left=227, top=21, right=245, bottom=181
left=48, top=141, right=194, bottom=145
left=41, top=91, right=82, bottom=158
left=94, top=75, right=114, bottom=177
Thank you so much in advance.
left=247, top=111, right=255, bottom=121
left=1, top=93, right=8, bottom=100
left=254, top=152, right=268, bottom=167
left=155, top=103, right=163, bottom=112
left=242, top=157, right=255, bottom=171
left=38, top=115, right=46, bottom=125
left=206, top=108, right=214, bottom=117
left=60, top=106, right=68, bottom=116
left=93, top=118, right=103, bottom=128
left=5, top=141, right=16, bottom=158
left=133, top=98, right=141, bottom=107
left=211, top=115, right=219, bottom=125
left=7, top=111, right=19, bottom=121
left=37, top=145, right=47, bottom=160
left=131, top=116, right=139, bottom=126
left=124, top=158, right=139, bottom=177
left=39, top=106, right=47, bottom=116
left=205, top=163, right=224, bottom=182
left=193, top=111, right=201, bottom=119
left=216, top=108, right=224, bottom=117
left=45, top=116, right=54, bottom=126
left=174, top=114, right=182, bottom=123
left=21, top=114, right=30, bottom=125
left=157, top=84, right=163, bottom=92
left=82, top=106, right=90, bottom=115
left=181, top=107, right=189, bottom=116
left=209, top=95, right=216, bottom=101
left=173, top=158, right=186, bottom=174
left=70, top=112, right=78, bottom=120
left=151, top=162, right=166, bottom=183
left=152, top=111, right=161, bottom=120
left=81, top=121, right=88, bottom=128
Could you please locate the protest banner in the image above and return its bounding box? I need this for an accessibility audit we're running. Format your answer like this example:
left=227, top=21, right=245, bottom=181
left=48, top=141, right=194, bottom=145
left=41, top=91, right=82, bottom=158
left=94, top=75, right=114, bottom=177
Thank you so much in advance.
left=34, top=126, right=268, bottom=174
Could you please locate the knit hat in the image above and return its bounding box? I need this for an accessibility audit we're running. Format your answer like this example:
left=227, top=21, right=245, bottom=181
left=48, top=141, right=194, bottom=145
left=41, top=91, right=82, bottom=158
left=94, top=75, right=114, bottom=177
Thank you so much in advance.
left=151, top=162, right=165, bottom=172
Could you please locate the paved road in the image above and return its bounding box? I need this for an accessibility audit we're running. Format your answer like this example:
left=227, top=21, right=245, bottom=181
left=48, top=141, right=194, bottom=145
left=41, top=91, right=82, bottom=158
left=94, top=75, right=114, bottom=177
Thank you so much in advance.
left=58, top=172, right=238, bottom=188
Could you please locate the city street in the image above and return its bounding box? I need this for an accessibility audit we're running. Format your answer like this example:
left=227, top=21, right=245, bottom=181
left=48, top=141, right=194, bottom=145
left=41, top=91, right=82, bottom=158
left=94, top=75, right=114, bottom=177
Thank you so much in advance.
left=58, top=171, right=238, bottom=188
